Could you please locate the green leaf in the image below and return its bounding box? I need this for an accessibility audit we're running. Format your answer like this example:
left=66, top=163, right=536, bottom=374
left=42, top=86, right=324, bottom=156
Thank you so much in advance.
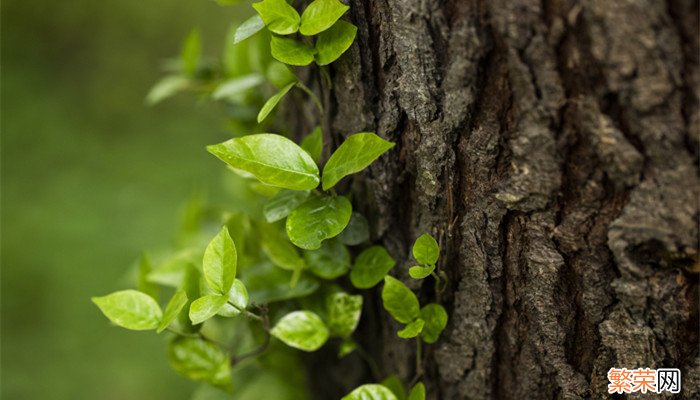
left=266, top=61, right=297, bottom=88
left=419, top=303, right=448, bottom=344
left=342, top=384, right=398, bottom=400
left=349, top=245, right=395, bottom=289
left=322, top=132, right=395, bottom=190
left=252, top=0, right=300, bottom=35
left=189, top=295, right=228, bottom=325
left=299, top=0, right=349, bottom=36
left=257, top=81, right=296, bottom=122
left=264, top=190, right=310, bottom=223
left=338, top=338, right=357, bottom=358
left=234, top=15, right=265, bottom=44
left=301, top=126, right=323, bottom=164
left=304, top=237, right=350, bottom=279
left=262, top=228, right=306, bottom=271
left=380, top=375, right=406, bottom=400
left=326, top=291, right=362, bottom=337
left=181, top=29, right=201, bottom=76
left=412, top=233, right=439, bottom=265
left=203, top=227, right=237, bottom=295
left=212, top=74, right=265, bottom=101
left=397, top=318, right=424, bottom=339
left=407, top=382, right=425, bottom=400
left=338, top=212, right=369, bottom=245
left=218, top=279, right=249, bottom=317
left=146, top=75, right=189, bottom=106
left=244, top=261, right=319, bottom=303
left=178, top=265, right=203, bottom=334
left=381, top=276, right=419, bottom=324
left=286, top=194, right=352, bottom=250
left=168, top=337, right=231, bottom=387
left=315, top=20, right=357, bottom=65
left=270, top=310, right=329, bottom=351
left=137, top=254, right=159, bottom=301
left=208, top=134, right=320, bottom=191
left=408, top=265, right=434, bottom=280
left=157, top=289, right=188, bottom=333
left=92, top=290, right=162, bottom=331
left=270, top=36, right=314, bottom=66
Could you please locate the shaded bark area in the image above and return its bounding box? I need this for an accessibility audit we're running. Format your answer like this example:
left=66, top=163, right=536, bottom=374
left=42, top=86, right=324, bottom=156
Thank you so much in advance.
left=325, top=0, right=699, bottom=398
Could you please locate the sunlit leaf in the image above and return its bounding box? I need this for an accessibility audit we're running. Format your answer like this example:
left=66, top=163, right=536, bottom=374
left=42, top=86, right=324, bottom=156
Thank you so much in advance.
left=92, top=290, right=162, bottom=331
left=322, top=132, right=395, bottom=190
left=349, top=245, right=395, bottom=289
left=264, top=190, right=310, bottom=223
left=234, top=15, right=265, bottom=44
left=380, top=376, right=406, bottom=400
left=407, top=382, right=425, bottom=400
left=217, top=279, right=249, bottom=317
left=342, top=384, right=398, bottom=400
left=381, top=276, right=419, bottom=324
left=270, top=36, right=314, bottom=66
left=286, top=193, right=352, bottom=250
left=145, top=75, right=189, bottom=106
left=208, top=134, right=320, bottom=190
left=202, top=227, right=237, bottom=295
left=338, top=338, right=357, bottom=358
left=326, top=291, right=362, bottom=337
left=189, top=295, right=228, bottom=325
left=266, top=61, right=297, bottom=88
left=315, top=20, right=357, bottom=65
left=412, top=233, right=439, bottom=266
left=397, top=318, right=424, bottom=339
left=262, top=227, right=306, bottom=271
left=299, top=0, right=349, bottom=36
left=212, top=74, right=265, bottom=101
left=408, top=265, right=434, bottom=280
left=270, top=310, right=329, bottom=351
left=252, top=0, right=300, bottom=35
left=157, top=288, right=188, bottom=333
left=168, top=337, right=231, bottom=387
left=258, top=81, right=296, bottom=122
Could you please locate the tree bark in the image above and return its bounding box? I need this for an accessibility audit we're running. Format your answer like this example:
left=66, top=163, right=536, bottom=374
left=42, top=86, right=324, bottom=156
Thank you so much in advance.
left=323, top=0, right=700, bottom=398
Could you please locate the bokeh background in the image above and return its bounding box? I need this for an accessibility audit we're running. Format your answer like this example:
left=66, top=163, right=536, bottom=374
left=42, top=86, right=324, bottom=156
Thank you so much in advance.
left=2, top=1, right=247, bottom=398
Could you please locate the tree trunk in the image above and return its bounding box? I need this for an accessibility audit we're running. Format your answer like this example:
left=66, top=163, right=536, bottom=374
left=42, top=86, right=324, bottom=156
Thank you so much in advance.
left=325, top=0, right=700, bottom=398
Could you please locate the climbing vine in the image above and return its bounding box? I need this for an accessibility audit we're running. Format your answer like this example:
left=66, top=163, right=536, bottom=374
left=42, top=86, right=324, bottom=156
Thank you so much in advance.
left=93, top=1, right=448, bottom=398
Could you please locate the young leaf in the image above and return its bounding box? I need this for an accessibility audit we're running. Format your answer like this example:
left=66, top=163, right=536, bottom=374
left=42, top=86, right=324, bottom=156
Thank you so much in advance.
left=301, top=126, right=323, bottom=164
left=380, top=375, right=406, bottom=400
left=349, top=245, right=395, bottom=289
left=178, top=265, right=203, bottom=334
left=304, top=237, right=350, bottom=279
left=264, top=190, right=310, bottom=223
left=218, top=279, right=249, bottom=317
left=189, top=295, right=228, bottom=325
left=146, top=75, right=189, bottom=106
left=207, top=134, right=320, bottom=190
left=234, top=14, right=265, bottom=44
left=315, top=20, right=357, bottom=65
left=266, top=61, right=297, bottom=88
left=342, top=384, right=398, bottom=400
left=299, top=0, right=349, bottom=36
left=252, top=0, right=300, bottom=35
left=270, top=36, right=315, bottom=66
left=137, top=254, right=159, bottom=301
left=326, top=292, right=363, bottom=337
left=419, top=303, right=448, bottom=344
left=408, top=265, right=434, bottom=280
left=203, top=227, right=237, bottom=295
left=157, top=288, right=188, bottom=333
left=407, top=382, right=426, bottom=400
left=286, top=194, right=352, bottom=250
left=212, top=74, right=265, bottom=101
left=168, top=337, right=231, bottom=387
left=381, top=276, right=419, bottom=324
left=322, top=132, right=395, bottom=190
left=92, top=290, right=162, bottom=331
left=338, top=212, right=370, bottom=245
left=262, top=229, right=306, bottom=271
left=257, top=81, right=296, bottom=122
left=270, top=310, right=329, bottom=351
left=338, top=338, right=357, bottom=358
left=412, top=233, right=439, bottom=266
left=181, top=29, right=201, bottom=76
left=397, top=318, right=424, bottom=339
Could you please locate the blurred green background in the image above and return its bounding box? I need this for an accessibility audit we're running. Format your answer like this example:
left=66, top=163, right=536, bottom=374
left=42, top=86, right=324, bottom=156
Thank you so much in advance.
left=2, top=1, right=243, bottom=398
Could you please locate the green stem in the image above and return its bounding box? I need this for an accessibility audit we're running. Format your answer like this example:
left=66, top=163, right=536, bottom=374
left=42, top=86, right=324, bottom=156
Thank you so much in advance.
left=415, top=338, right=424, bottom=378
left=228, top=302, right=264, bottom=323
left=295, top=81, right=324, bottom=115
left=355, top=342, right=382, bottom=382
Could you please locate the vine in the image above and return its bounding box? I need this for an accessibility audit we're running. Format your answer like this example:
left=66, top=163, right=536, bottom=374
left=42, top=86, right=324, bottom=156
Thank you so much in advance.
left=93, top=1, right=448, bottom=399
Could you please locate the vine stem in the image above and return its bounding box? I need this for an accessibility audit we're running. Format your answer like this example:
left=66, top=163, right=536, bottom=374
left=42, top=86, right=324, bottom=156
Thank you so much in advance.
left=296, top=81, right=324, bottom=116
left=410, top=339, right=424, bottom=388
left=354, top=341, right=382, bottom=382
left=230, top=309, right=271, bottom=366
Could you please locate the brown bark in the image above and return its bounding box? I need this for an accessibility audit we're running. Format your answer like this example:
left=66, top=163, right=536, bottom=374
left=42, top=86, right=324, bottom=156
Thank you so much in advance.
left=322, top=0, right=700, bottom=398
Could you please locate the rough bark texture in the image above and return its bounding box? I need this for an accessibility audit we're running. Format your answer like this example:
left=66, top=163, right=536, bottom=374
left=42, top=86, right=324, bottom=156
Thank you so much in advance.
left=322, top=0, right=699, bottom=398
